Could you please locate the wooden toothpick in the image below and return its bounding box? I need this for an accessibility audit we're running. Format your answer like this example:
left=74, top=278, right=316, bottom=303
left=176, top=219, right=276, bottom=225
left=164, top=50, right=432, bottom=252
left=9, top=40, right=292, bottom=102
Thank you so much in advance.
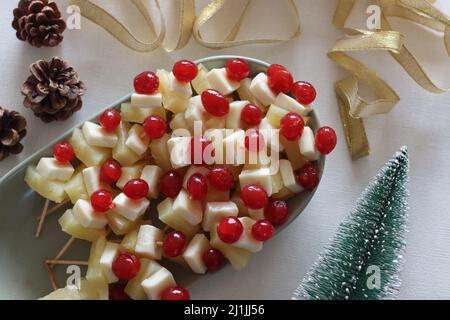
left=35, top=199, right=50, bottom=238
left=46, top=259, right=88, bottom=266
left=37, top=199, right=70, bottom=221
left=44, top=261, right=58, bottom=291
left=52, top=237, right=76, bottom=264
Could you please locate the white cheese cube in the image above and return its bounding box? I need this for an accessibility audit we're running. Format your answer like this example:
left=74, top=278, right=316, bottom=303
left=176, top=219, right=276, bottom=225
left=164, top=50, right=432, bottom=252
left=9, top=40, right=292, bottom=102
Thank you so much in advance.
left=82, top=166, right=107, bottom=196
left=116, top=165, right=142, bottom=190
left=299, top=127, right=320, bottom=161
left=226, top=100, right=248, bottom=129
left=172, top=190, right=203, bottom=225
left=82, top=121, right=118, bottom=148
left=204, top=115, right=226, bottom=130
left=125, top=124, right=149, bottom=156
left=125, top=259, right=162, bottom=300
left=141, top=267, right=176, bottom=300
left=249, top=73, right=277, bottom=106
left=168, top=72, right=192, bottom=98
left=73, top=199, right=108, bottom=229
left=131, top=92, right=162, bottom=108
left=239, top=167, right=273, bottom=196
left=223, top=130, right=246, bottom=166
left=170, top=112, right=191, bottom=133
left=149, top=134, right=172, bottom=172
left=140, top=165, right=163, bottom=199
left=167, top=136, right=191, bottom=169
left=36, top=157, right=74, bottom=182
left=112, top=193, right=150, bottom=221
left=135, top=225, right=163, bottom=260
left=182, top=234, right=210, bottom=274
left=232, top=217, right=263, bottom=253
left=203, top=202, right=239, bottom=232
left=99, top=242, right=120, bottom=283
left=210, top=227, right=251, bottom=270
left=184, top=95, right=207, bottom=129
left=259, top=118, right=283, bottom=152
left=274, top=93, right=312, bottom=116
left=182, top=165, right=210, bottom=189
left=248, top=209, right=265, bottom=220
left=206, top=68, right=240, bottom=95
left=279, top=159, right=303, bottom=193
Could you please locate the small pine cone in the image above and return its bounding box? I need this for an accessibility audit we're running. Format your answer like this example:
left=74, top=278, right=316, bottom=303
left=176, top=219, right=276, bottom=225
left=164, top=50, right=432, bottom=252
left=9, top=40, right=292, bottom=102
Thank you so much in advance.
left=12, top=0, right=66, bottom=48
left=21, top=57, right=86, bottom=123
left=0, top=107, right=27, bottom=161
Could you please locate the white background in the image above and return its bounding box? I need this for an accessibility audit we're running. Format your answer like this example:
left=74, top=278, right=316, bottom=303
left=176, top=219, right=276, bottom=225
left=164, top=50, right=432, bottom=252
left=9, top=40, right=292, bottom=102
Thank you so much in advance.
left=0, top=0, right=449, bottom=299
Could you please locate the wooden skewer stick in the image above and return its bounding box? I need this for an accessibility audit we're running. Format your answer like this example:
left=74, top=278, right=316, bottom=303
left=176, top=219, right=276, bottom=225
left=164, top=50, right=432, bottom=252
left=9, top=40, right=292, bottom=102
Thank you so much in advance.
left=46, top=260, right=88, bottom=266
left=37, top=199, right=70, bottom=221
left=35, top=199, right=50, bottom=238
left=44, top=261, right=58, bottom=291
left=52, top=237, right=76, bottom=264
left=156, top=240, right=163, bottom=247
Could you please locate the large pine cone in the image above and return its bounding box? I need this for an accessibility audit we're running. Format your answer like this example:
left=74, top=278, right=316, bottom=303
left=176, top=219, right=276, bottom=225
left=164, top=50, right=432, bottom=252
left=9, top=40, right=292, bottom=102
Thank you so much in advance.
left=12, top=0, right=66, bottom=48
left=21, top=57, right=86, bottom=123
left=0, top=107, right=27, bottom=161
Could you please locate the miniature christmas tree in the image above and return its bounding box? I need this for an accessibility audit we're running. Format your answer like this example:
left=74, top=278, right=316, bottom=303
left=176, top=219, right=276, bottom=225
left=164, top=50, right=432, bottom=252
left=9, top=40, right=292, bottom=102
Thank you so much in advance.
left=295, top=146, right=409, bottom=300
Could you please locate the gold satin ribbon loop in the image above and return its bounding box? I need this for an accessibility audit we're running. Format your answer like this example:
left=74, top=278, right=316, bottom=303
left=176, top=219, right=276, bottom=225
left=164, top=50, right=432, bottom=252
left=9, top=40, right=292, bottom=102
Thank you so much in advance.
left=331, top=0, right=450, bottom=160
left=192, top=0, right=301, bottom=49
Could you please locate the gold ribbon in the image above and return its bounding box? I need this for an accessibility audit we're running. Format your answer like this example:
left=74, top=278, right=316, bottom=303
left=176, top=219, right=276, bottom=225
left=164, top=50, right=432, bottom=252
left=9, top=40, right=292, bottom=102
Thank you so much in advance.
left=69, top=0, right=300, bottom=52
left=331, top=0, right=450, bottom=160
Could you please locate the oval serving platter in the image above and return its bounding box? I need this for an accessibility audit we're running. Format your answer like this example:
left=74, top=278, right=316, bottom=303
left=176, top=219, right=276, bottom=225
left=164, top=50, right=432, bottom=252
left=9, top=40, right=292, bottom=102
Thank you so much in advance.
left=0, top=55, right=324, bottom=299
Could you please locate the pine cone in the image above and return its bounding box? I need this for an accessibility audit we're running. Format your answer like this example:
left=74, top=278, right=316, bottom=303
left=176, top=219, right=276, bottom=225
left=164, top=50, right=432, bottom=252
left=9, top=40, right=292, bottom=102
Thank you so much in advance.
left=21, top=57, right=86, bottom=123
left=0, top=107, right=27, bottom=161
left=12, top=0, right=66, bottom=48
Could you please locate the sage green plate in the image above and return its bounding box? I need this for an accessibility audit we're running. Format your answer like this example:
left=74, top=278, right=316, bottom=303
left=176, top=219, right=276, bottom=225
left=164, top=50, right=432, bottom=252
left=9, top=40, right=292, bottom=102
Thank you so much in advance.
left=0, top=56, right=324, bottom=300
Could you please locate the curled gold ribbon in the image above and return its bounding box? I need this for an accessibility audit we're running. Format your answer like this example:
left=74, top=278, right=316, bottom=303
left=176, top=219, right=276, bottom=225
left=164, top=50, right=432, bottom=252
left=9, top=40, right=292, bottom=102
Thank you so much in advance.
left=331, top=0, right=450, bottom=160
left=69, top=0, right=300, bottom=52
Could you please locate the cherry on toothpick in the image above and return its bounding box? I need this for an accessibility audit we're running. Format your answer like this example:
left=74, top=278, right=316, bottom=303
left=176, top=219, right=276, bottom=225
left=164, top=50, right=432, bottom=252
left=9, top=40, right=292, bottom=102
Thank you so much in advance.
left=187, top=173, right=208, bottom=201
left=268, top=68, right=293, bottom=94
left=201, top=89, right=230, bottom=117
left=112, top=252, right=141, bottom=281
left=267, top=64, right=288, bottom=77
left=163, top=231, right=187, bottom=258
left=292, top=81, right=316, bottom=105
left=100, top=160, right=122, bottom=184
left=297, top=164, right=320, bottom=191
left=91, top=189, right=113, bottom=213
left=172, top=60, right=198, bottom=82
left=244, top=130, right=265, bottom=153
left=315, top=126, right=337, bottom=155
left=202, top=248, right=225, bottom=272
left=252, top=219, right=274, bottom=241
left=226, top=58, right=250, bottom=81
left=280, top=112, right=305, bottom=141
left=161, top=287, right=190, bottom=300
left=160, top=171, right=183, bottom=198
left=143, top=115, right=167, bottom=139
left=123, top=179, right=149, bottom=200
left=264, top=200, right=288, bottom=226
left=241, top=184, right=269, bottom=210
left=99, top=109, right=121, bottom=132
left=241, top=104, right=262, bottom=126
left=52, top=142, right=74, bottom=163
left=217, top=216, right=244, bottom=244
left=134, top=71, right=159, bottom=95
left=207, top=166, right=234, bottom=192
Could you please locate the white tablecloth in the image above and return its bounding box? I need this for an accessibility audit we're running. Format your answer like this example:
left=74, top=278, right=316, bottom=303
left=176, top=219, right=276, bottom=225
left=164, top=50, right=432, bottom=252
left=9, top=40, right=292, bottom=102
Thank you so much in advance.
left=0, top=0, right=449, bottom=299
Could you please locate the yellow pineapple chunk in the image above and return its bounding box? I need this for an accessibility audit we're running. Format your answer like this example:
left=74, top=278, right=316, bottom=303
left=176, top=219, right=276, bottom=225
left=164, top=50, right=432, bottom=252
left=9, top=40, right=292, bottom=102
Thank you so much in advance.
left=39, top=287, right=82, bottom=300
left=69, top=128, right=111, bottom=167
left=106, top=210, right=140, bottom=236
left=120, top=103, right=166, bottom=123
left=121, top=228, right=139, bottom=252
left=149, top=133, right=172, bottom=172
left=266, top=104, right=289, bottom=128
left=271, top=169, right=284, bottom=195
left=59, top=209, right=105, bottom=241
left=24, top=165, right=67, bottom=203
left=163, top=93, right=189, bottom=114
left=272, top=186, right=295, bottom=200
left=191, top=64, right=209, bottom=95
left=64, top=166, right=89, bottom=204
left=86, top=236, right=108, bottom=290
left=113, top=121, right=144, bottom=166
left=157, top=198, right=200, bottom=237
left=210, top=227, right=250, bottom=270
left=79, top=279, right=102, bottom=300
left=125, top=259, right=163, bottom=300
left=116, top=164, right=144, bottom=190
left=156, top=69, right=170, bottom=95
